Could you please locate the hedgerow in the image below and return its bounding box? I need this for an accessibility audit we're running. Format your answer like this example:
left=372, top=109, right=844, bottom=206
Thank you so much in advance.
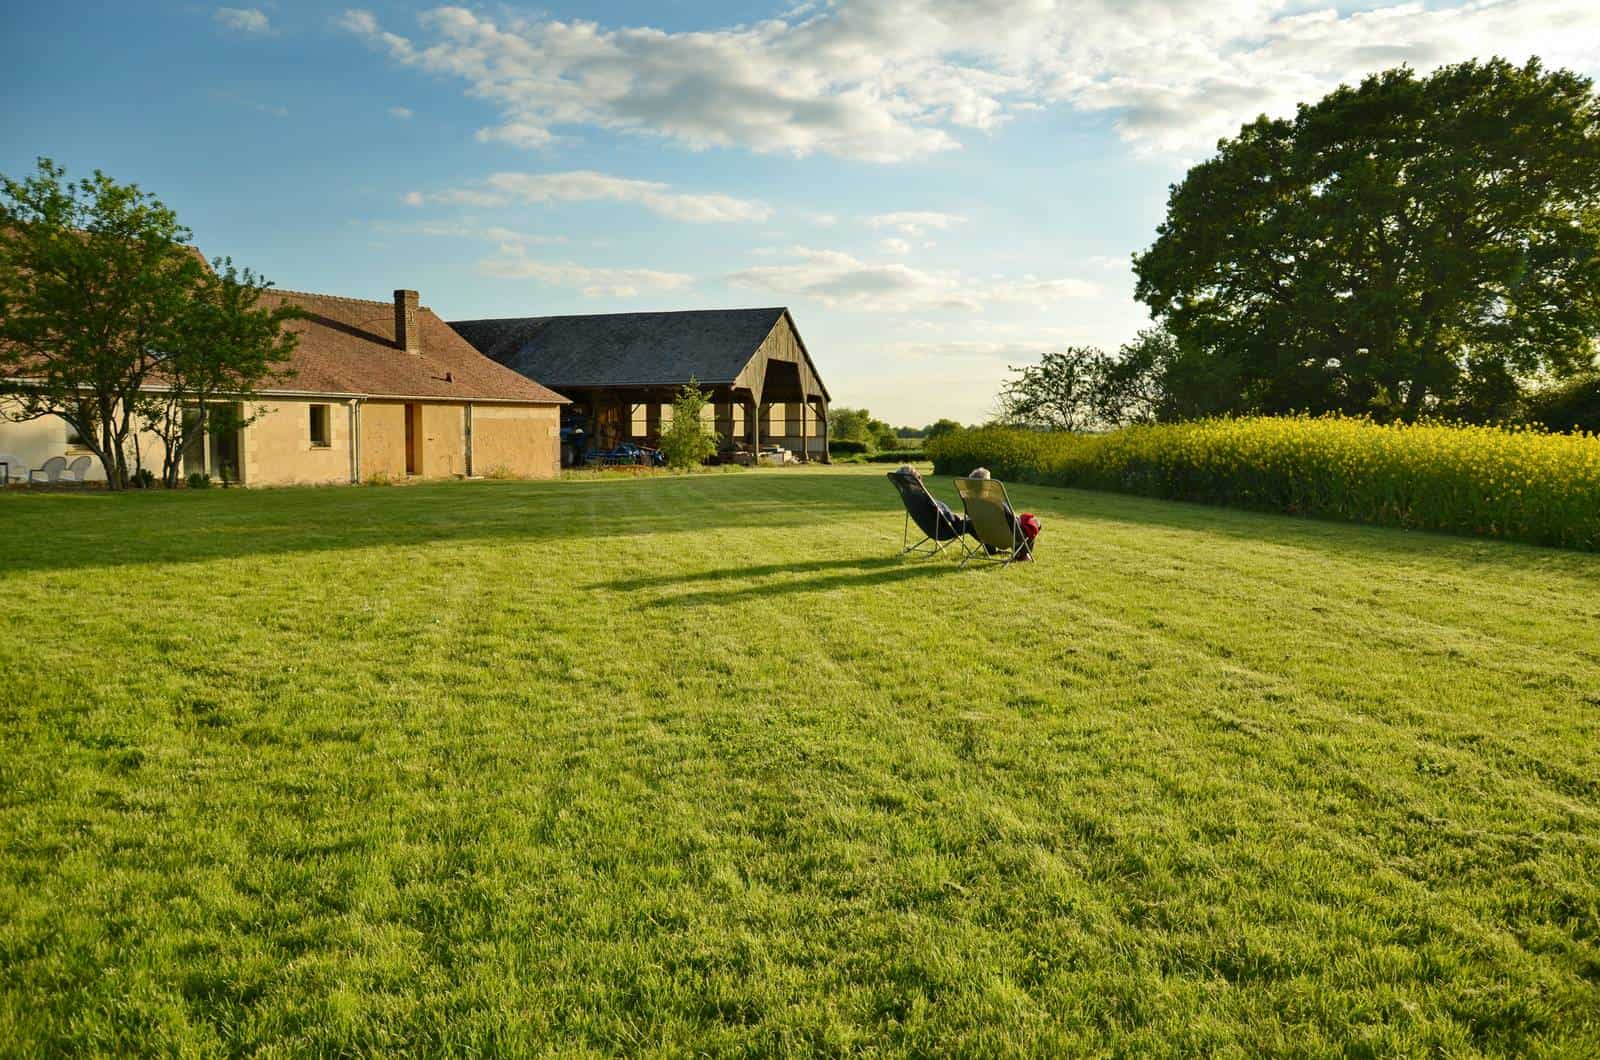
left=926, top=417, right=1600, bottom=551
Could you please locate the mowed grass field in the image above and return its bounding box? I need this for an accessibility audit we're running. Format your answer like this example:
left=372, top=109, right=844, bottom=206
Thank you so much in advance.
left=2, top=466, right=1598, bottom=1055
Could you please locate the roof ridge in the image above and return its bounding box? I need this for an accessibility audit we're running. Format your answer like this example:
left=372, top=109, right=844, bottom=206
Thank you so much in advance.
left=450, top=306, right=785, bottom=325
left=270, top=287, right=432, bottom=311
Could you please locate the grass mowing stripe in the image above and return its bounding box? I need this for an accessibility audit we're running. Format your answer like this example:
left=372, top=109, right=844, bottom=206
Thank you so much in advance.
left=2, top=466, right=1597, bottom=1054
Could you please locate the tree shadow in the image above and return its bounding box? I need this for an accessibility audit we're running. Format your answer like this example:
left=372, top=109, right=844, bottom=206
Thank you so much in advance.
left=0, top=472, right=896, bottom=575
left=2, top=468, right=1591, bottom=582
left=984, top=479, right=1600, bottom=576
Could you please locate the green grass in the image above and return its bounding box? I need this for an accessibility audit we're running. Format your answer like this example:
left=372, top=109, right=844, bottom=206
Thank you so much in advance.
left=3, top=466, right=1598, bottom=1055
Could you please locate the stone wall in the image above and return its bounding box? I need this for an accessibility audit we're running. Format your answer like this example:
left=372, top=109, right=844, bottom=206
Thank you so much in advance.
left=471, top=404, right=560, bottom=478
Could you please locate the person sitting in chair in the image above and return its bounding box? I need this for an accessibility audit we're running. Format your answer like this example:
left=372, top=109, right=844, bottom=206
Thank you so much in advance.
left=896, top=465, right=973, bottom=538
left=967, top=467, right=1042, bottom=559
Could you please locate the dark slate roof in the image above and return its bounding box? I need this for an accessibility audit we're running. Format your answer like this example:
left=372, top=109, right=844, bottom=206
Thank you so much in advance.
left=448, top=308, right=788, bottom=389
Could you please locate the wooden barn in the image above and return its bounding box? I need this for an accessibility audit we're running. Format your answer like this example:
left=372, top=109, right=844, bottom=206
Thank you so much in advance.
left=449, top=308, right=829, bottom=465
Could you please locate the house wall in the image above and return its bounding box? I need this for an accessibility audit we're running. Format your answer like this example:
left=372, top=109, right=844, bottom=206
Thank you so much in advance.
left=3, top=395, right=562, bottom=486
left=472, top=404, right=560, bottom=478
left=420, top=403, right=466, bottom=479
left=0, top=398, right=167, bottom=483
left=360, top=401, right=409, bottom=480
left=242, top=399, right=353, bottom=486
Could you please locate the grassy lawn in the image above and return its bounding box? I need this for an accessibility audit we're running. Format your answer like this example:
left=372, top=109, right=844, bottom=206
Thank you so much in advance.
left=2, top=466, right=1598, bottom=1055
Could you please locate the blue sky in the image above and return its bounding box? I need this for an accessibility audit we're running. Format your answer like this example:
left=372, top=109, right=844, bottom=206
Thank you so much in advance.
left=4, top=2, right=1597, bottom=425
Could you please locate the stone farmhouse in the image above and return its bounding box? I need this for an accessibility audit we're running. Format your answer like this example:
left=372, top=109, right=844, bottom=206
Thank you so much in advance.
left=1, top=288, right=567, bottom=486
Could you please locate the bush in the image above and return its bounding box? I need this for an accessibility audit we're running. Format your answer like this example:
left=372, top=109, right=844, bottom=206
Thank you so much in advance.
left=865, top=450, right=931, bottom=463
left=926, top=417, right=1600, bottom=551
left=186, top=472, right=211, bottom=490
left=1523, top=375, right=1600, bottom=435
left=828, top=439, right=869, bottom=456
left=659, top=382, right=720, bottom=469
left=130, top=468, right=155, bottom=489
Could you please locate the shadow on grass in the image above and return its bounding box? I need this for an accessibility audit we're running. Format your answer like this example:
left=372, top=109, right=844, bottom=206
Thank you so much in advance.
left=592, top=555, right=962, bottom=606
left=0, top=472, right=894, bottom=574
left=2, top=468, right=1591, bottom=578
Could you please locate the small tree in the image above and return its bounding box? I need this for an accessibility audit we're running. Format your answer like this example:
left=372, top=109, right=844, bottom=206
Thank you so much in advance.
left=0, top=159, right=208, bottom=489
left=659, top=380, right=720, bottom=469
left=998, top=346, right=1114, bottom=432
left=143, top=258, right=300, bottom=487
left=828, top=407, right=873, bottom=445
left=868, top=418, right=898, bottom=451
left=924, top=418, right=962, bottom=441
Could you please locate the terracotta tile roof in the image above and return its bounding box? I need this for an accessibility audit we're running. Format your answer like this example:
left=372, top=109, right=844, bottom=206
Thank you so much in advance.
left=259, top=289, right=566, bottom=404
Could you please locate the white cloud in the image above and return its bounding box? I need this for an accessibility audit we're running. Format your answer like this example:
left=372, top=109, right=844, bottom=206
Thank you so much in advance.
left=727, top=246, right=1098, bottom=311
left=338, top=2, right=1600, bottom=161
left=477, top=254, right=693, bottom=298
left=389, top=106, right=414, bottom=120
left=403, top=170, right=770, bottom=223
left=879, top=237, right=912, bottom=255
left=214, top=7, right=271, bottom=34
left=367, top=220, right=568, bottom=245
left=868, top=211, right=965, bottom=236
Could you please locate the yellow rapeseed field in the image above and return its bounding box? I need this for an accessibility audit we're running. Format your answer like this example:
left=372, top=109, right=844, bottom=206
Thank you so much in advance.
left=928, top=417, right=1600, bottom=551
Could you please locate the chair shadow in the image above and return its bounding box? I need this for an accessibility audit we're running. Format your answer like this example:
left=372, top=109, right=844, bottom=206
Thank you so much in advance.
left=607, top=556, right=960, bottom=608
left=595, top=555, right=912, bottom=592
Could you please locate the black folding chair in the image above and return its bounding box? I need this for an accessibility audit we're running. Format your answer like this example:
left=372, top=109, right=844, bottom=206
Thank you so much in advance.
left=887, top=469, right=973, bottom=559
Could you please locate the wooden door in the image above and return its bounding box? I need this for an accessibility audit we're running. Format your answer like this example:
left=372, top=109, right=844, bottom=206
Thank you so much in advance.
left=405, top=403, right=420, bottom=475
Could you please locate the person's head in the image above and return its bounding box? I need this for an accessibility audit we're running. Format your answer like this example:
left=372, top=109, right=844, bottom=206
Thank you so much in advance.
left=968, top=467, right=991, bottom=479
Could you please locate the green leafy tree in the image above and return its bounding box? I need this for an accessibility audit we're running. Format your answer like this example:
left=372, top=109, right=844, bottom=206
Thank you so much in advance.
left=828, top=406, right=873, bottom=445
left=659, top=379, right=719, bottom=469
left=1522, top=371, right=1600, bottom=434
left=826, top=406, right=897, bottom=450
left=1098, top=327, right=1240, bottom=425
left=0, top=158, right=297, bottom=488
left=998, top=346, right=1114, bottom=432
left=143, top=258, right=301, bottom=487
left=1134, top=58, right=1600, bottom=422
left=924, top=418, right=963, bottom=440
left=1, top=159, right=208, bottom=488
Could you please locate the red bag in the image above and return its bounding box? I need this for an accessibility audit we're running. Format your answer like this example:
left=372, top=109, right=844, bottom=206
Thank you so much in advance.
left=1018, top=512, right=1041, bottom=541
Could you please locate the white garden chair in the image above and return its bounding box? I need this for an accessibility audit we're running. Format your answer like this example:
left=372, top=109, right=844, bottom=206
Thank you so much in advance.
left=28, top=456, right=67, bottom=485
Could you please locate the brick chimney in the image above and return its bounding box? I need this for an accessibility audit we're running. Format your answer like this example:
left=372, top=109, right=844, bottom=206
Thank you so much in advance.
left=394, top=289, right=420, bottom=354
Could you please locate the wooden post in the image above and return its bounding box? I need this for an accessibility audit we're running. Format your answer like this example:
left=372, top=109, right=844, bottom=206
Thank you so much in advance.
left=714, top=398, right=734, bottom=454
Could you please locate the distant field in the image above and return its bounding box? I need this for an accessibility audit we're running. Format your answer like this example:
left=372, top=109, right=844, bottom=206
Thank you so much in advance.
left=2, top=467, right=1598, bottom=1054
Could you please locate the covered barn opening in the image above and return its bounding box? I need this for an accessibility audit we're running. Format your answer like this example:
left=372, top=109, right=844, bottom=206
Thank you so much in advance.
left=448, top=308, right=830, bottom=467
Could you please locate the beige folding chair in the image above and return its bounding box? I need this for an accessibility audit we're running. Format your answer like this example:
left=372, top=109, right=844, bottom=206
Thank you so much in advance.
left=954, top=477, right=1029, bottom=568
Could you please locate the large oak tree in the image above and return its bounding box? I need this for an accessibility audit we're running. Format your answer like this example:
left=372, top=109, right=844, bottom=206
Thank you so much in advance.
left=1133, top=59, right=1600, bottom=422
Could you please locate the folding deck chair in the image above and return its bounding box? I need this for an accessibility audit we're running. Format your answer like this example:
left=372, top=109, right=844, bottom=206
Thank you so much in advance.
left=954, top=476, right=1030, bottom=568
left=886, top=468, right=973, bottom=559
